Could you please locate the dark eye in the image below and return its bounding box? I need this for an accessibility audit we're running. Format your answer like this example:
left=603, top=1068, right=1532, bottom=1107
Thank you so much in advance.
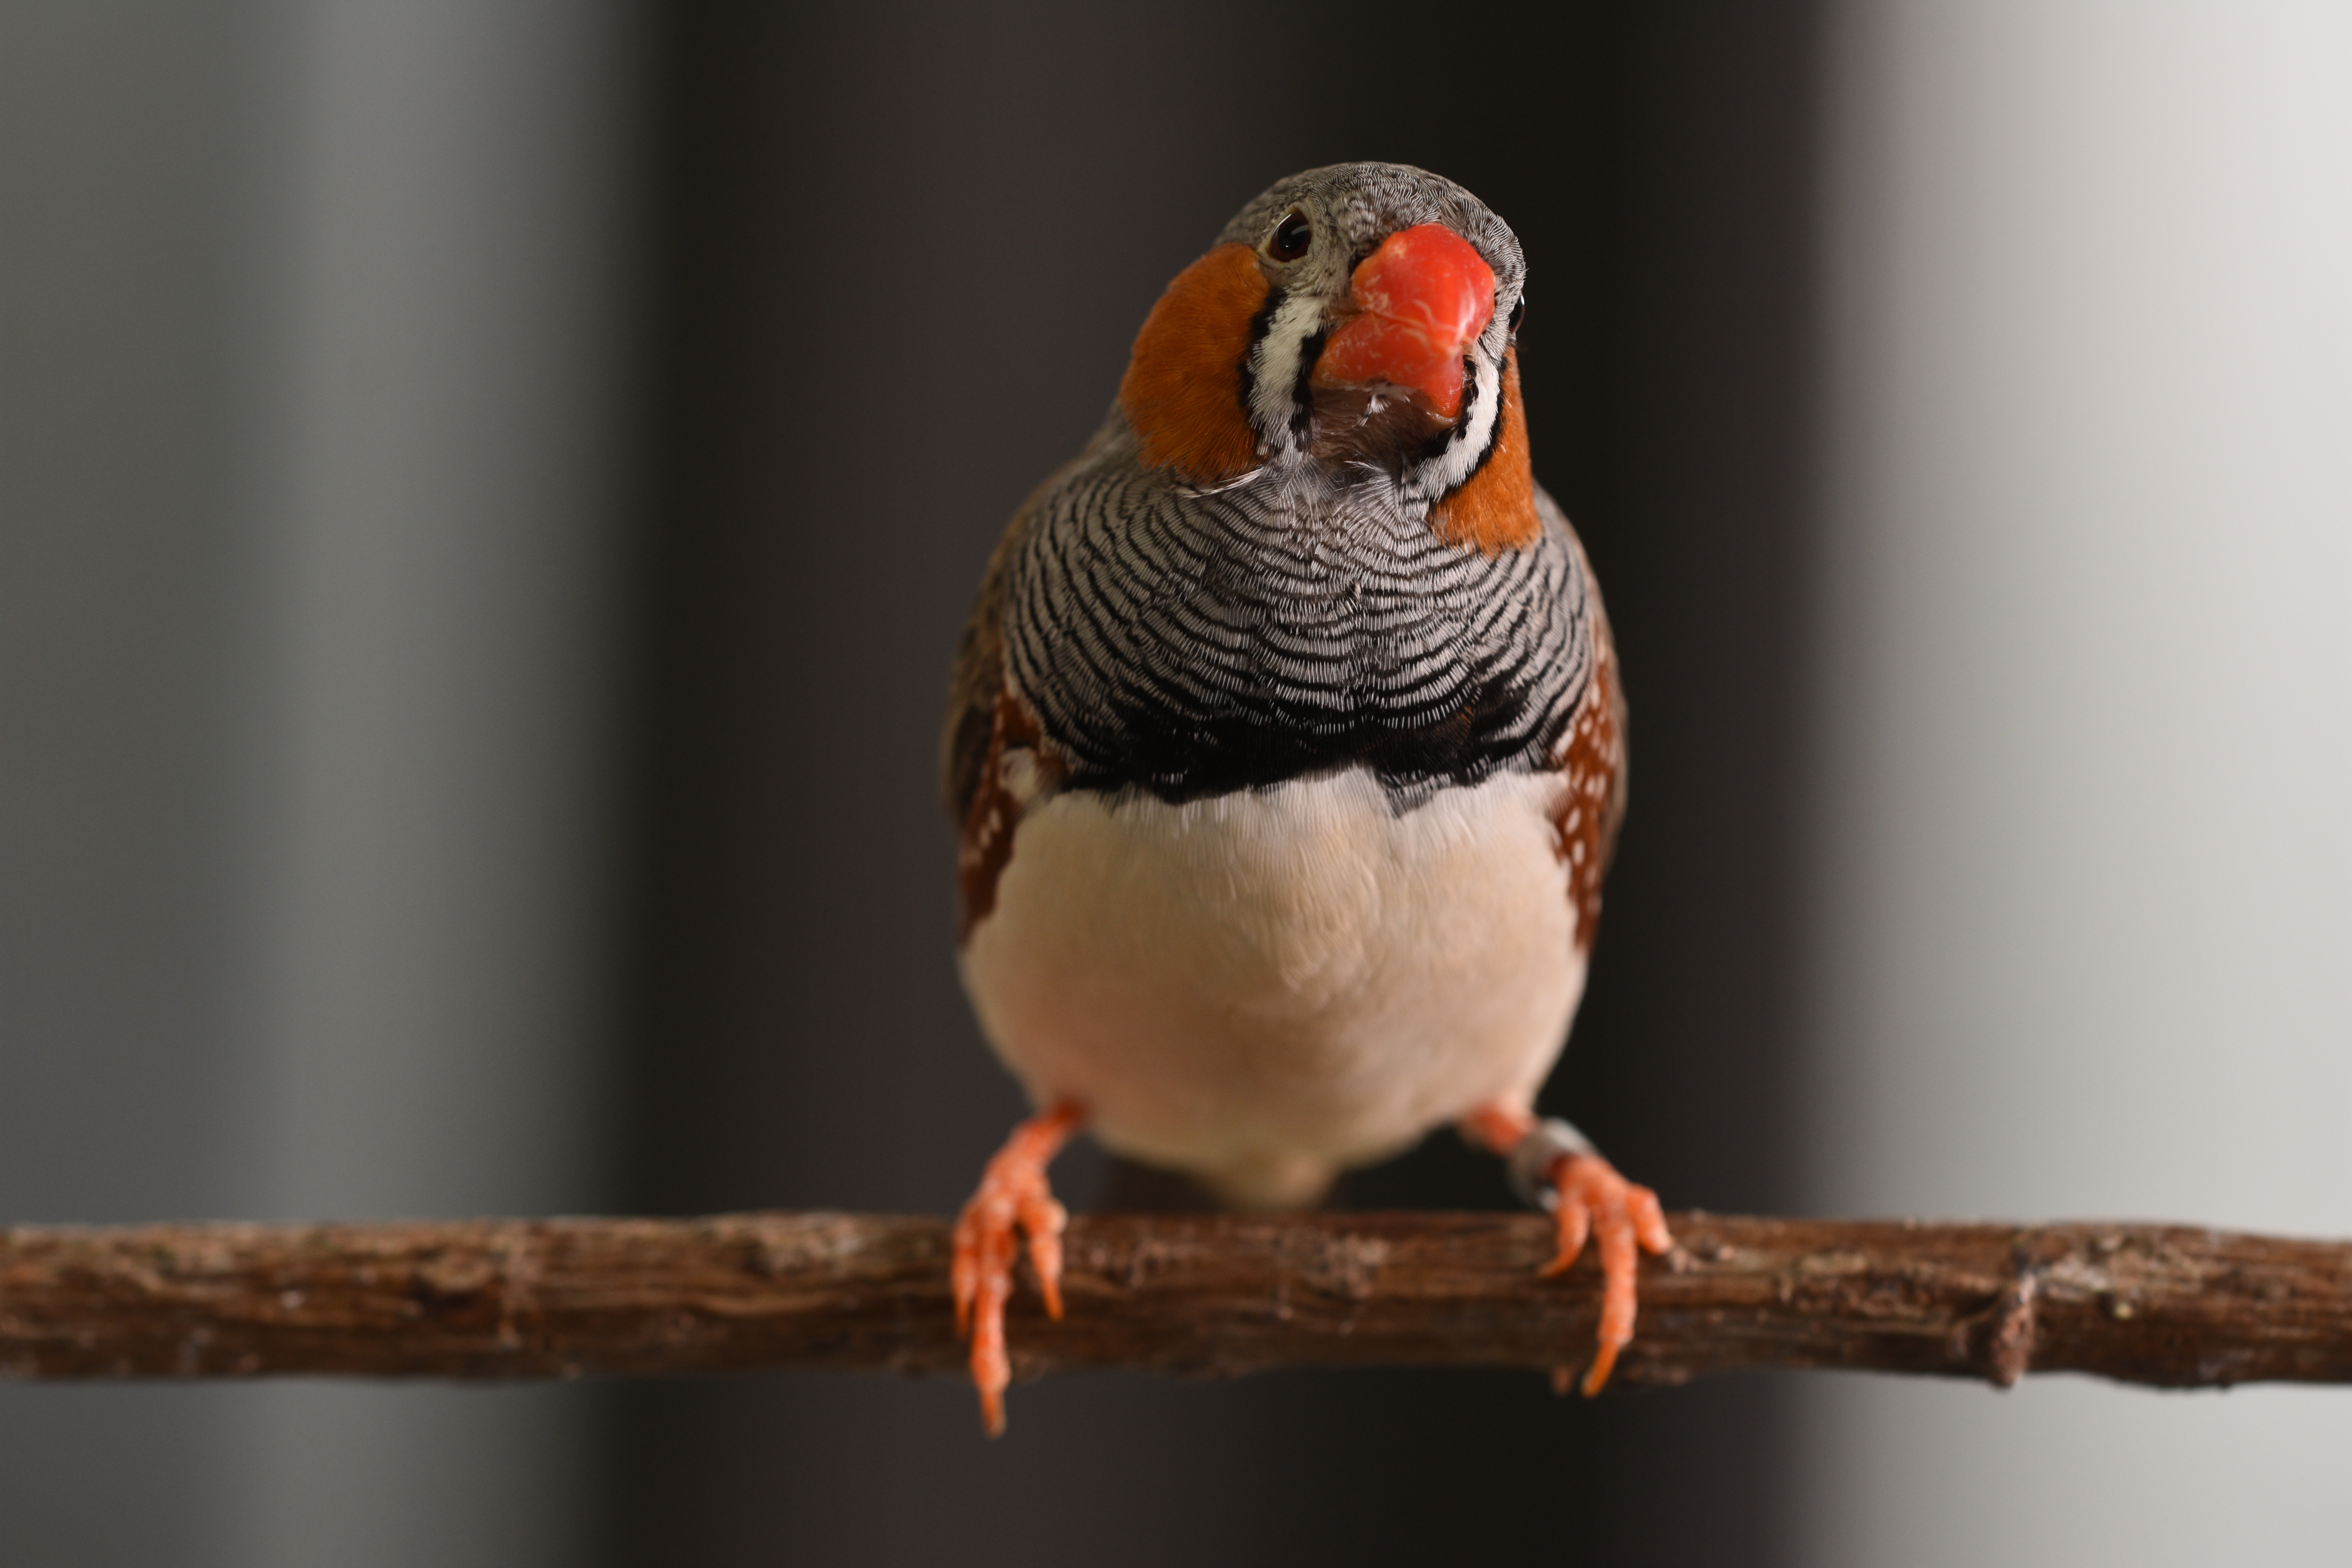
left=1507, top=294, right=1526, bottom=334
left=1269, top=210, right=1313, bottom=262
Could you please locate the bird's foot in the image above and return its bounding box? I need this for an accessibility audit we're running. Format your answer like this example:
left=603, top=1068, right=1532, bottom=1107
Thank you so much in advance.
left=951, top=1099, right=1082, bottom=1436
left=1538, top=1147, right=1672, bottom=1393
left=1463, top=1105, right=1673, bottom=1395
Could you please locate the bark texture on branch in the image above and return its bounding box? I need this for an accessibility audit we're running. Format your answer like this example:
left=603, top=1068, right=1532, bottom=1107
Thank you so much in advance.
left=3, top=1212, right=2347, bottom=1391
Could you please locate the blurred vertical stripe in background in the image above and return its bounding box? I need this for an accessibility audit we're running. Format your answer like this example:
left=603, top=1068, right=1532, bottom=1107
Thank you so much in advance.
left=1798, top=4, right=2352, bottom=1563
left=236, top=4, right=641, bottom=1565
left=4, top=4, right=2346, bottom=1565
left=4, top=5, right=278, bottom=1552
left=3, top=3, right=640, bottom=1564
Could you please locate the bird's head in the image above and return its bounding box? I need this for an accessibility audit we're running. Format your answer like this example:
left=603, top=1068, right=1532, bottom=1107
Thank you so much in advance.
left=1118, top=162, right=1534, bottom=548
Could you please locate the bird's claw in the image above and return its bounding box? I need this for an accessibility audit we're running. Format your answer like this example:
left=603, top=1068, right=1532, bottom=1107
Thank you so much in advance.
left=1539, top=1151, right=1672, bottom=1395
left=951, top=1101, right=1081, bottom=1436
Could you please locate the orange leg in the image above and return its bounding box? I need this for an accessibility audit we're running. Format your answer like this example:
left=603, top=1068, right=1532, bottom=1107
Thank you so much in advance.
left=951, top=1099, right=1083, bottom=1436
left=1461, top=1102, right=1673, bottom=1396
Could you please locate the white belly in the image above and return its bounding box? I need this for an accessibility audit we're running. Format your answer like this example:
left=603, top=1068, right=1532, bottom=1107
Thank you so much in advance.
left=958, top=766, right=1585, bottom=1207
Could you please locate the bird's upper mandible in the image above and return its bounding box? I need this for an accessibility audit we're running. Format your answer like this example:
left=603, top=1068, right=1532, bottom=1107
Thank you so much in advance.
left=1115, top=162, right=1541, bottom=555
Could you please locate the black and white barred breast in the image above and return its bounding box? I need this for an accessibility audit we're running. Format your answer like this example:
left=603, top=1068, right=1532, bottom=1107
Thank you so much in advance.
left=997, top=423, right=1596, bottom=809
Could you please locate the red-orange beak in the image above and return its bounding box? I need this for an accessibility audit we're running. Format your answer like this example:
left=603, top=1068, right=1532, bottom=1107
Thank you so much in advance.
left=1310, top=224, right=1497, bottom=421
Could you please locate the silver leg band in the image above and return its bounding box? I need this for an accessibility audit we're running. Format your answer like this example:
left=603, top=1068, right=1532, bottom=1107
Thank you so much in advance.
left=1507, top=1117, right=1597, bottom=1210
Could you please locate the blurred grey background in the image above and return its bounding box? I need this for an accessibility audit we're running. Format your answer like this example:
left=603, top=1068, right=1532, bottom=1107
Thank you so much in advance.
left=2, top=2, right=2344, bottom=1565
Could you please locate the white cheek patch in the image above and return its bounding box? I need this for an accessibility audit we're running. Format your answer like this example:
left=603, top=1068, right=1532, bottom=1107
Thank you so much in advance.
left=1247, top=289, right=1328, bottom=454
left=1400, top=347, right=1504, bottom=505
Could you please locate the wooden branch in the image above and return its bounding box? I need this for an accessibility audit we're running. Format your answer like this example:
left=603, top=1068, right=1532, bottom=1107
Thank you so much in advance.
left=4, top=1212, right=2348, bottom=1391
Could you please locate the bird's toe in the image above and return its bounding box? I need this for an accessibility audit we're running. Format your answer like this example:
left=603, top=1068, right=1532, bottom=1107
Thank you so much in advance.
left=950, top=1101, right=1082, bottom=1436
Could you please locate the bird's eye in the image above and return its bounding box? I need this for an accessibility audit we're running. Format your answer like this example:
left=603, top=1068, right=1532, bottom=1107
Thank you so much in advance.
left=1269, top=211, right=1313, bottom=262
left=1507, top=294, right=1526, bottom=334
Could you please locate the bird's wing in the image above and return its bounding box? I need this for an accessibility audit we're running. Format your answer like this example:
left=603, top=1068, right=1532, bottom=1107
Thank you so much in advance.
left=1544, top=506, right=1628, bottom=953
left=940, top=487, right=1044, bottom=828
left=1589, top=575, right=1630, bottom=886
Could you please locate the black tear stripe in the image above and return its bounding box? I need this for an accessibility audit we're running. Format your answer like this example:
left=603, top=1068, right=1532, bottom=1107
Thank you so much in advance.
left=1001, top=450, right=1595, bottom=814
left=1287, top=328, right=1328, bottom=441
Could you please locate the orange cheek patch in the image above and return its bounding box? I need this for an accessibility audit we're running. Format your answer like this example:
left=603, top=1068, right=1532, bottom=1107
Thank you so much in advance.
left=1429, top=348, right=1541, bottom=554
left=1118, top=243, right=1268, bottom=485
